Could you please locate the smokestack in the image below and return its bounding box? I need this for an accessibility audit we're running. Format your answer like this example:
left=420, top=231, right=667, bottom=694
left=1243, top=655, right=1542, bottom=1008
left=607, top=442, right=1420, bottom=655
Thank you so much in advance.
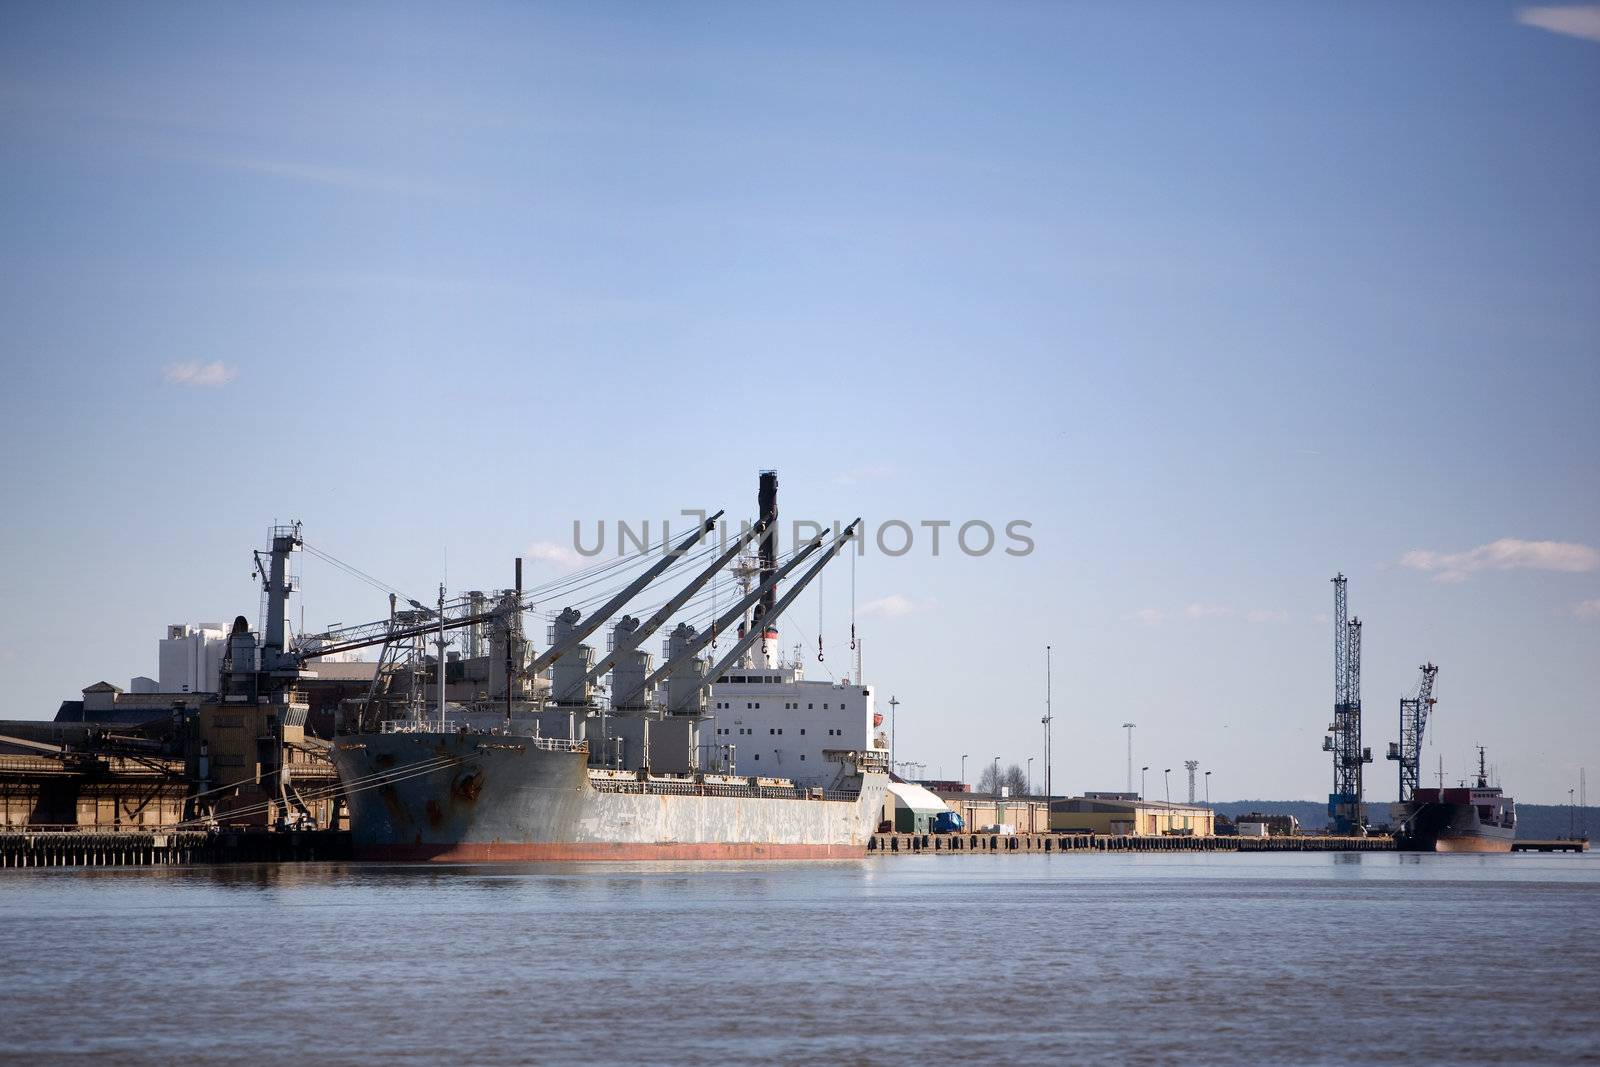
left=751, top=471, right=780, bottom=668
left=757, top=470, right=778, bottom=617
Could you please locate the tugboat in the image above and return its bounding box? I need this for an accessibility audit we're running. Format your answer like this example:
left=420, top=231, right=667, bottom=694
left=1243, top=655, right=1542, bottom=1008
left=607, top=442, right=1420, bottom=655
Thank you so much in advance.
left=1393, top=746, right=1515, bottom=853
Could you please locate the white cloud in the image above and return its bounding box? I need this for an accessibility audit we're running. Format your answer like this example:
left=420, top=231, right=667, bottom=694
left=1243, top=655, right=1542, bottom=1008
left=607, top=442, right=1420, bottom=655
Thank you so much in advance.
left=1125, top=608, right=1165, bottom=626
left=833, top=463, right=895, bottom=485
left=1574, top=598, right=1600, bottom=620
left=1518, top=5, right=1600, bottom=43
left=1401, top=538, right=1600, bottom=583
left=163, top=360, right=236, bottom=387
left=858, top=594, right=921, bottom=618
left=1246, top=609, right=1290, bottom=624
left=1184, top=603, right=1234, bottom=619
left=524, top=541, right=584, bottom=569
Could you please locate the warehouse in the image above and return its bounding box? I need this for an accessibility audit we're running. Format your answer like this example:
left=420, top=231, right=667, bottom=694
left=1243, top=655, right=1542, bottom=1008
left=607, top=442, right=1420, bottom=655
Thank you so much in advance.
left=1050, top=795, right=1215, bottom=837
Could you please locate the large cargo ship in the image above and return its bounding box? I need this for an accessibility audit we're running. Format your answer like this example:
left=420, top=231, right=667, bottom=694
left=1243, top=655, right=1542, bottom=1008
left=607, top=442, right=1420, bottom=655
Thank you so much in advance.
left=1392, top=748, right=1516, bottom=853
left=330, top=729, right=886, bottom=861
left=315, top=471, right=894, bottom=860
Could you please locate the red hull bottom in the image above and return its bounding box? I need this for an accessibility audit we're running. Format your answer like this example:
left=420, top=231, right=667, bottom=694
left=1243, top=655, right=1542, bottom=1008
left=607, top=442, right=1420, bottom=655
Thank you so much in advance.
left=355, top=840, right=868, bottom=862
left=1432, top=836, right=1515, bottom=854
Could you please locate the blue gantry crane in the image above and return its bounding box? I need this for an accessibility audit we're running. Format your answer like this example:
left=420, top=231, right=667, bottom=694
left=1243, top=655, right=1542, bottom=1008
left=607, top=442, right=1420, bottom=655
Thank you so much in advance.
left=1387, top=663, right=1439, bottom=804
left=1323, top=574, right=1372, bottom=833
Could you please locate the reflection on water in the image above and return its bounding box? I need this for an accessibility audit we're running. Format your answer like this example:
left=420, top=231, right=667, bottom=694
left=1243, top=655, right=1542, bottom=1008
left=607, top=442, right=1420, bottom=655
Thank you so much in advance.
left=3, top=853, right=1598, bottom=1065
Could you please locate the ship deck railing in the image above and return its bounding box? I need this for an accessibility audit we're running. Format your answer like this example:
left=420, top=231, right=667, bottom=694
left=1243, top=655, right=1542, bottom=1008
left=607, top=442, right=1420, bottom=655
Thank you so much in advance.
left=380, top=720, right=461, bottom=734
left=515, top=736, right=588, bottom=753
left=376, top=722, right=589, bottom=754
left=586, top=776, right=859, bottom=802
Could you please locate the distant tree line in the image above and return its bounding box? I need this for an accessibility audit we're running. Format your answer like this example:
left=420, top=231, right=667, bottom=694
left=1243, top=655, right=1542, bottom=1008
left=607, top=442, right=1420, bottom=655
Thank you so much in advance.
left=976, top=762, right=1031, bottom=796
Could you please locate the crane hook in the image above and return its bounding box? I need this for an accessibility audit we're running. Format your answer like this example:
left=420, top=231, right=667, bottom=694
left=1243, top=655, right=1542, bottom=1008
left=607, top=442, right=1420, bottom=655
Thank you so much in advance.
left=817, top=635, right=825, bottom=662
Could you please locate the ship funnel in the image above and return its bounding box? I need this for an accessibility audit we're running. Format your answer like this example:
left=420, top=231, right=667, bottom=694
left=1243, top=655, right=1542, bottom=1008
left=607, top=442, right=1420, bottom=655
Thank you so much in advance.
left=752, top=470, right=780, bottom=669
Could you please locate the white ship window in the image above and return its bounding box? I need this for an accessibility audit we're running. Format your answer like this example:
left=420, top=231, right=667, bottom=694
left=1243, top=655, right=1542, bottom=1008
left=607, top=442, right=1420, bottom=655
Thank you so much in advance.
left=800, top=755, right=806, bottom=761
left=800, top=729, right=806, bottom=735
left=808, top=703, right=814, bottom=710
left=754, top=754, right=759, bottom=761
left=777, top=728, right=783, bottom=735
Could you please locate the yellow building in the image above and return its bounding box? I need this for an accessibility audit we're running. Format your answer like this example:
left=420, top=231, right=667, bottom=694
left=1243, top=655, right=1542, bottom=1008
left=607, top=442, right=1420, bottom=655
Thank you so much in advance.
left=1050, top=794, right=1215, bottom=837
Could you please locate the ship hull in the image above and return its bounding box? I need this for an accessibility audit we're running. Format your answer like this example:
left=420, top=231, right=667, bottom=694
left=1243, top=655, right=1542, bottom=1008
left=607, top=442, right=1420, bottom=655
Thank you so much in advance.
left=331, top=730, right=886, bottom=862
left=354, top=841, right=868, bottom=861
left=1393, top=801, right=1515, bottom=853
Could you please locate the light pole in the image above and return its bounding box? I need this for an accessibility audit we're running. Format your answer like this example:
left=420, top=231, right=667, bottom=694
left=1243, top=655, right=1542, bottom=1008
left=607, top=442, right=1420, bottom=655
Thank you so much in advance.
left=1164, top=768, right=1171, bottom=804
left=1205, top=770, right=1212, bottom=806
left=1041, top=645, right=1053, bottom=803
left=1141, top=766, right=1149, bottom=801
left=1027, top=757, right=1034, bottom=797
left=1571, top=788, right=1577, bottom=839
left=993, top=756, right=1001, bottom=798
left=961, top=754, right=969, bottom=790
left=1122, top=722, right=1136, bottom=794
left=889, top=695, right=899, bottom=776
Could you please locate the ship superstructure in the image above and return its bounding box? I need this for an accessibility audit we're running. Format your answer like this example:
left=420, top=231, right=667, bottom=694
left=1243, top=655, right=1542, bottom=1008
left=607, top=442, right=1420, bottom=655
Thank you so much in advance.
left=708, top=661, right=883, bottom=787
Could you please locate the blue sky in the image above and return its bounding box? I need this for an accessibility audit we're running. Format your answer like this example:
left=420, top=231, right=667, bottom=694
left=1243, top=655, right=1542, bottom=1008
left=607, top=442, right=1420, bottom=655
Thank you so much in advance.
left=2, top=2, right=1596, bottom=803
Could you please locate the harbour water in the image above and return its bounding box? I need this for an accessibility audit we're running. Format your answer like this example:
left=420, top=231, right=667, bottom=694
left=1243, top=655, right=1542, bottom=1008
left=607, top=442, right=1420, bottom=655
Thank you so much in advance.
left=3, top=853, right=1597, bottom=1065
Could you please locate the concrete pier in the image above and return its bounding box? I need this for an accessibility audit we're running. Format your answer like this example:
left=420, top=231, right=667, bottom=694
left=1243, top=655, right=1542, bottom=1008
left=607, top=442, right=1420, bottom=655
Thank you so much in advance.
left=1510, top=839, right=1588, bottom=852
left=868, top=832, right=1396, bottom=854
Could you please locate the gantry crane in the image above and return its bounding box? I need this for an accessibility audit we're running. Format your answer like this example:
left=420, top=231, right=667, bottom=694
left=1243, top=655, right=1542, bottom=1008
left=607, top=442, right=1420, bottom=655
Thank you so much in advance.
left=1386, top=663, right=1439, bottom=803
left=1322, top=574, right=1372, bottom=833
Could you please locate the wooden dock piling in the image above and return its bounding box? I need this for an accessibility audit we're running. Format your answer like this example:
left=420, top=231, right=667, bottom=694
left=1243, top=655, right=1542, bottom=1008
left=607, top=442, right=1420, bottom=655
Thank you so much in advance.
left=868, top=831, right=1397, bottom=854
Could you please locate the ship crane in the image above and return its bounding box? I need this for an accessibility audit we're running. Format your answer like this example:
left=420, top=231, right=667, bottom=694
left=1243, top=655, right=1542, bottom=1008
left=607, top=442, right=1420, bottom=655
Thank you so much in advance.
left=283, top=511, right=722, bottom=669
left=528, top=511, right=723, bottom=674
left=581, top=513, right=766, bottom=686
left=695, top=521, right=860, bottom=693
left=612, top=527, right=837, bottom=708
left=1387, top=663, right=1439, bottom=804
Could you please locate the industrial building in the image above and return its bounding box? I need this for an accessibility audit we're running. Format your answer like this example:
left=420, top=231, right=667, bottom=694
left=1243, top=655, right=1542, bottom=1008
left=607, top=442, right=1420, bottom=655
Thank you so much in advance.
left=935, top=790, right=1053, bottom=834
left=0, top=730, right=187, bottom=829
left=1050, top=794, right=1215, bottom=837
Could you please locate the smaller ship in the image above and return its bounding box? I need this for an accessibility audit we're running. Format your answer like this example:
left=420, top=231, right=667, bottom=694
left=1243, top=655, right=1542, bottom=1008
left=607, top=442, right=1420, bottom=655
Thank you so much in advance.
left=1393, top=746, right=1515, bottom=853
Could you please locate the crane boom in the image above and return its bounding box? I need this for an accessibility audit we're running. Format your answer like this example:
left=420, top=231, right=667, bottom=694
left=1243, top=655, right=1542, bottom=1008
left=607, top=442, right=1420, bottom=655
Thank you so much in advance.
left=528, top=510, right=723, bottom=673
left=294, top=605, right=504, bottom=662
left=616, top=531, right=831, bottom=707
left=584, top=516, right=766, bottom=684
left=1388, top=662, right=1439, bottom=803
left=698, top=520, right=861, bottom=691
